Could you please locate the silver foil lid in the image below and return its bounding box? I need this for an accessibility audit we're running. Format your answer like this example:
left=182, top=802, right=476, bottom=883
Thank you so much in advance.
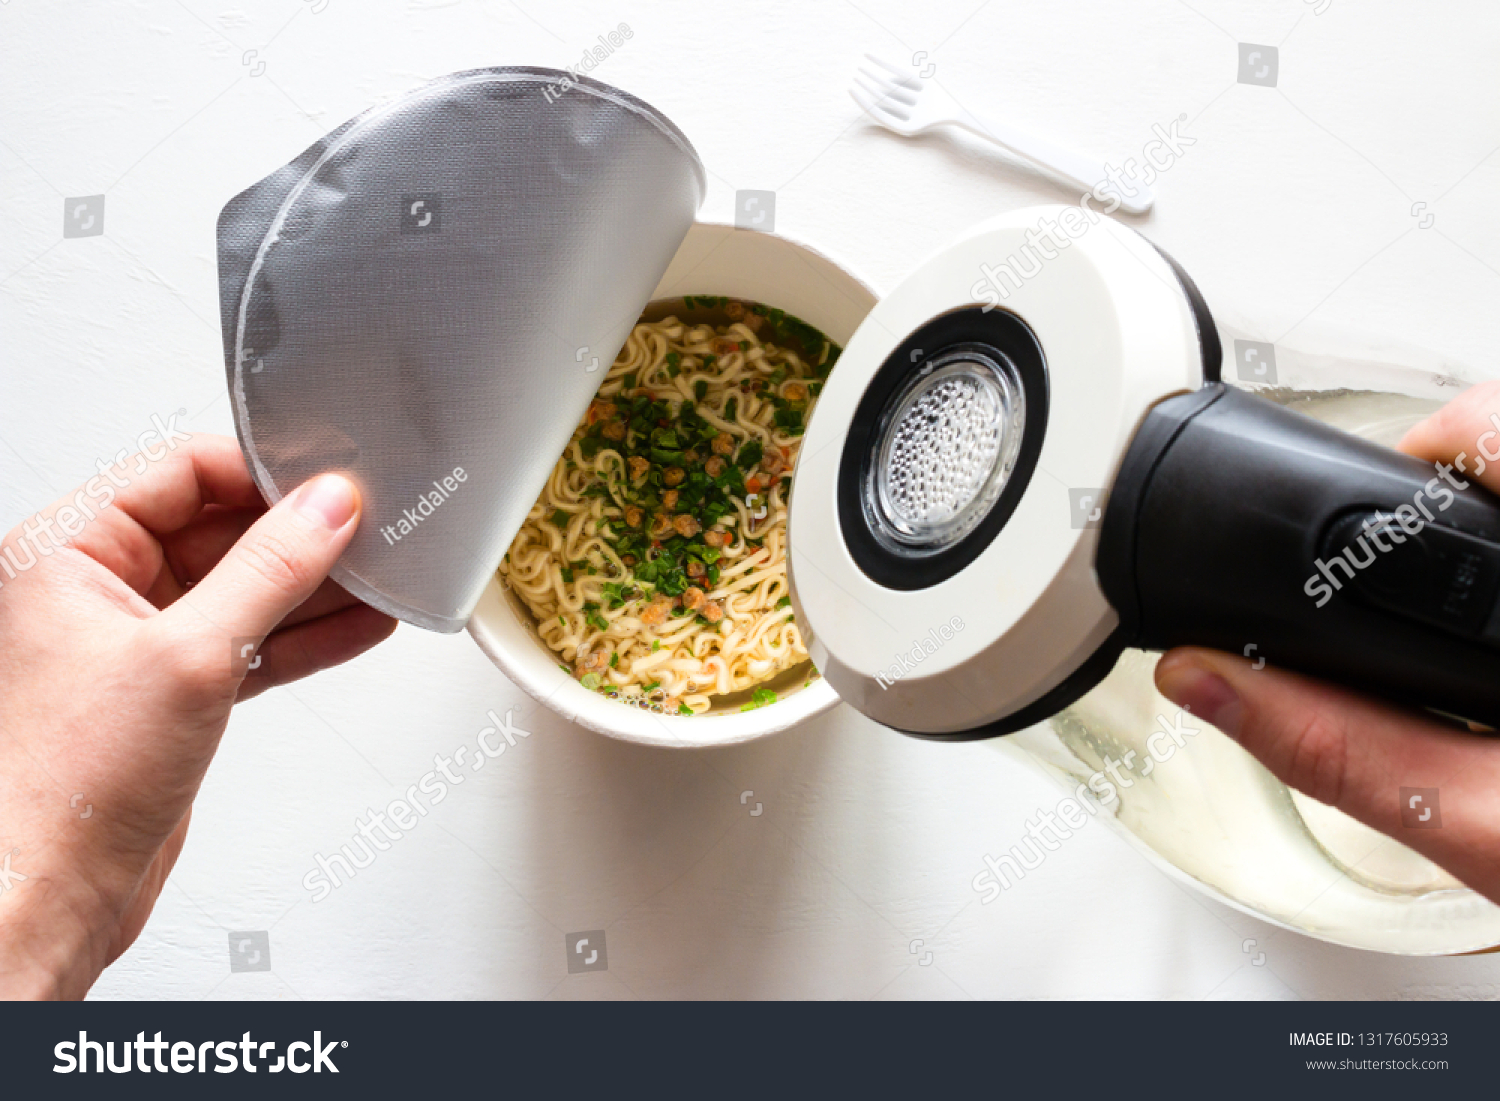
left=217, top=67, right=705, bottom=632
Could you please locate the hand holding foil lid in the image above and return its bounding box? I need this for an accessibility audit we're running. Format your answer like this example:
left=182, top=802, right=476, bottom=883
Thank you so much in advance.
left=217, top=67, right=706, bottom=632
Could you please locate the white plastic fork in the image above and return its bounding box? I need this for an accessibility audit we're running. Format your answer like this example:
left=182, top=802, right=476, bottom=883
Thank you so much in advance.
left=850, top=54, right=1154, bottom=215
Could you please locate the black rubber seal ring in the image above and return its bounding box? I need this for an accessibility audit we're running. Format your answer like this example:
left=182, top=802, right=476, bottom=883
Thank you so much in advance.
left=1149, top=240, right=1221, bottom=384
left=892, top=626, right=1131, bottom=742
left=836, top=306, right=1050, bottom=591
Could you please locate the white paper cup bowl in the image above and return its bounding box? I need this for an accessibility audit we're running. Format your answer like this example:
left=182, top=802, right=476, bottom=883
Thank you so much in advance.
left=469, top=222, right=878, bottom=747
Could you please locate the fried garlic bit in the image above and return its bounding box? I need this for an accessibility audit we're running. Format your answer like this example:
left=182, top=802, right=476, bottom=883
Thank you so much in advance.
left=639, top=596, right=672, bottom=627
left=575, top=648, right=610, bottom=676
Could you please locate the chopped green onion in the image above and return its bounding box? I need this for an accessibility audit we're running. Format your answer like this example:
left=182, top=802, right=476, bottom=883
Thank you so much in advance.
left=740, top=686, right=777, bottom=711
left=774, top=407, right=804, bottom=432
left=580, top=672, right=601, bottom=690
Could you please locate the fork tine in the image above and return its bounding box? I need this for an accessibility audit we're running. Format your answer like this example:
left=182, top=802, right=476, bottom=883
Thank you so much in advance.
left=851, top=75, right=912, bottom=120
left=864, top=53, right=908, bottom=79
left=863, top=56, right=922, bottom=91
left=856, top=66, right=918, bottom=104
left=849, top=84, right=884, bottom=119
left=853, top=72, right=913, bottom=115
left=850, top=86, right=901, bottom=126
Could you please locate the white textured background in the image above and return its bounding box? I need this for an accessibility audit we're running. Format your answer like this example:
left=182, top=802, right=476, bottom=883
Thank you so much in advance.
left=4, top=0, right=1500, bottom=999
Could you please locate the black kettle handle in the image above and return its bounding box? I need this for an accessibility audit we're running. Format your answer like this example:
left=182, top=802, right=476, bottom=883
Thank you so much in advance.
left=1098, top=383, right=1500, bottom=727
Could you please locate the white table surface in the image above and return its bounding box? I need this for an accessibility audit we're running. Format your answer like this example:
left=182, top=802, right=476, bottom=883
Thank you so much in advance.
left=4, top=0, right=1500, bottom=1000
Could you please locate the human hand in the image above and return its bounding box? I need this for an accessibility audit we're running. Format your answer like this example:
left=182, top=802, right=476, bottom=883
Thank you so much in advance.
left=0, top=434, right=395, bottom=998
left=1155, top=380, right=1500, bottom=904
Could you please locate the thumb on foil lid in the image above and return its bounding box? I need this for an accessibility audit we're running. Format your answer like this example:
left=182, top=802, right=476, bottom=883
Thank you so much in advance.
left=216, top=67, right=706, bottom=632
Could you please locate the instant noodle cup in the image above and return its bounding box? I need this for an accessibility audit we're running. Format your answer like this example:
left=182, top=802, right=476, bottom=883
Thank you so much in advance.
left=217, top=68, right=875, bottom=745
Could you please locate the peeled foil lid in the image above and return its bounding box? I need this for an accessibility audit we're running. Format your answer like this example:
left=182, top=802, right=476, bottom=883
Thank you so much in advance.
left=216, top=67, right=706, bottom=632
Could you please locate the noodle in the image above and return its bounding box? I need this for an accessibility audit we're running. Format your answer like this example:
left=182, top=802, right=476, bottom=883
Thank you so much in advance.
left=497, top=297, right=839, bottom=715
